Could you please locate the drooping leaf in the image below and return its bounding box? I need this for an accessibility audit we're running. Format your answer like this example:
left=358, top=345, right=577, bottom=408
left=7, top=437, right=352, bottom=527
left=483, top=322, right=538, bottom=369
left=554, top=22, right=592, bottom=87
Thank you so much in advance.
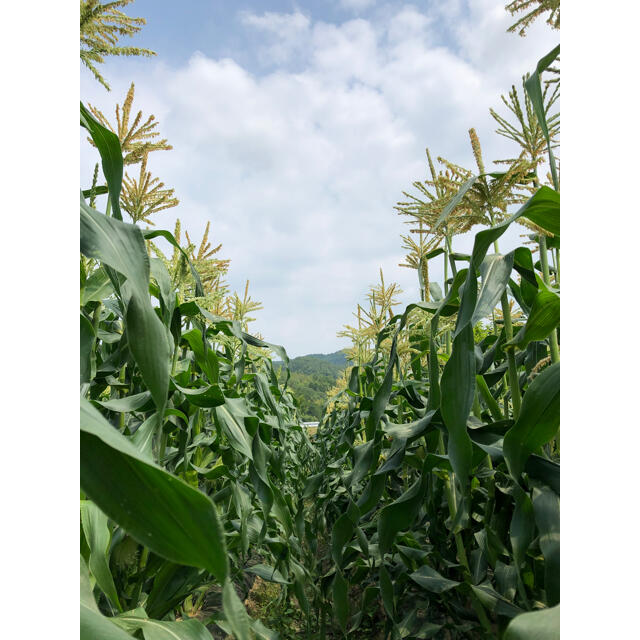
left=80, top=199, right=170, bottom=410
left=81, top=101, right=124, bottom=220
left=532, top=486, right=560, bottom=606
left=81, top=500, right=122, bottom=611
left=80, top=557, right=133, bottom=640
left=333, top=570, right=349, bottom=632
left=410, top=565, right=460, bottom=594
left=525, top=45, right=560, bottom=190
left=440, top=323, right=475, bottom=484
left=471, top=252, right=515, bottom=326
left=214, top=397, right=254, bottom=460
left=80, top=398, right=228, bottom=582
left=246, top=564, right=291, bottom=584
left=378, top=475, right=425, bottom=554
left=222, top=579, right=251, bottom=640
left=380, top=564, right=395, bottom=619
left=503, top=363, right=560, bottom=479
left=508, top=287, right=559, bottom=350
left=504, top=605, right=560, bottom=640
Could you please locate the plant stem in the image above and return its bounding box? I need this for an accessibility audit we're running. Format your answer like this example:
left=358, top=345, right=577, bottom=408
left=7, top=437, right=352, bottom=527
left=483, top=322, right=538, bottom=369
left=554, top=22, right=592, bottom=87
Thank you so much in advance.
left=493, top=237, right=522, bottom=419
left=475, top=375, right=503, bottom=421
left=444, top=235, right=452, bottom=355
left=501, top=291, right=522, bottom=419
left=472, top=390, right=482, bottom=419
left=446, top=234, right=457, bottom=278
left=538, top=235, right=560, bottom=364
left=92, top=301, right=102, bottom=335
left=118, top=364, right=127, bottom=432
left=437, top=433, right=493, bottom=633
left=130, top=546, right=150, bottom=609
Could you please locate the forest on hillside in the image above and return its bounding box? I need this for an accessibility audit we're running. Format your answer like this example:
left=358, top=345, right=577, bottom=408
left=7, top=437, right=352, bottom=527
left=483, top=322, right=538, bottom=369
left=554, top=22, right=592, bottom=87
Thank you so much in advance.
left=275, top=352, right=349, bottom=421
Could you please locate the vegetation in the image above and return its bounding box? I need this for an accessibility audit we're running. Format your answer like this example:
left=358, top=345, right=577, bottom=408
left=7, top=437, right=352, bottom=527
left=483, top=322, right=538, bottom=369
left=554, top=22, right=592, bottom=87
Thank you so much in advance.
left=80, top=0, right=156, bottom=90
left=80, top=2, right=560, bottom=639
left=275, top=352, right=350, bottom=422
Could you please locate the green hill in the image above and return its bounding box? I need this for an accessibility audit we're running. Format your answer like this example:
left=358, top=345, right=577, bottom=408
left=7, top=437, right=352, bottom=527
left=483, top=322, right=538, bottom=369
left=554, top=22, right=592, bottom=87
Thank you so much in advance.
left=274, top=350, right=349, bottom=421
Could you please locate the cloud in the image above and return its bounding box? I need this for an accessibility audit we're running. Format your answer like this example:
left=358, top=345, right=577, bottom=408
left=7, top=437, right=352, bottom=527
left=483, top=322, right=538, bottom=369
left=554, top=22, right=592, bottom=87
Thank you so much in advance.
left=239, top=9, right=311, bottom=64
left=80, top=2, right=558, bottom=356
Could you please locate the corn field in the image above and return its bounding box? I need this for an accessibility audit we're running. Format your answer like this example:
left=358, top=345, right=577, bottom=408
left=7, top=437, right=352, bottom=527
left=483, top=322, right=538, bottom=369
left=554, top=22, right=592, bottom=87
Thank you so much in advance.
left=80, top=3, right=560, bottom=639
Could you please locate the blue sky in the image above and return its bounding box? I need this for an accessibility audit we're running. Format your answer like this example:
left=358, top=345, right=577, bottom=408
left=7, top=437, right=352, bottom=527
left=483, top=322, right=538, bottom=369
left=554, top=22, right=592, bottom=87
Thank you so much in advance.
left=80, top=0, right=558, bottom=357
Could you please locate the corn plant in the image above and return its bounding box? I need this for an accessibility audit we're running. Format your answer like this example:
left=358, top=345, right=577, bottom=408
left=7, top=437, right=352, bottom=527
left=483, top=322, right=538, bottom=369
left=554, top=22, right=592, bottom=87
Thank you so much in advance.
left=307, top=46, right=560, bottom=640
left=81, top=102, right=323, bottom=639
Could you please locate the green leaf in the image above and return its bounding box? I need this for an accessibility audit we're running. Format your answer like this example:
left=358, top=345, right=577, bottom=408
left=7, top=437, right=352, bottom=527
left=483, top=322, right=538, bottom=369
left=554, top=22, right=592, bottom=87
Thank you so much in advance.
left=383, top=410, right=435, bottom=440
left=116, top=615, right=215, bottom=640
left=80, top=199, right=170, bottom=410
left=503, top=363, right=560, bottom=479
left=174, top=383, right=225, bottom=408
left=517, top=187, right=559, bottom=236
left=150, top=257, right=176, bottom=324
left=81, top=501, right=122, bottom=611
left=97, top=391, right=153, bottom=413
left=81, top=102, right=124, bottom=220
left=80, top=398, right=228, bottom=582
left=302, top=472, right=323, bottom=499
left=130, top=413, right=161, bottom=460
left=333, top=571, right=349, bottom=632
left=348, top=439, right=376, bottom=486
left=525, top=45, right=560, bottom=191
left=374, top=437, right=407, bottom=476
left=379, top=564, right=395, bottom=619
left=192, top=462, right=229, bottom=480
left=410, top=565, right=460, bottom=594
left=181, top=329, right=217, bottom=382
left=471, top=252, right=515, bottom=326
left=80, top=314, right=96, bottom=384
left=470, top=582, right=523, bottom=618
left=250, top=619, right=281, bottom=640
left=357, top=473, right=386, bottom=515
left=507, top=287, right=559, bottom=350
left=532, top=487, right=560, bottom=606
left=434, top=175, right=479, bottom=231
left=143, top=229, right=205, bottom=298
left=525, top=456, right=559, bottom=495
left=246, top=564, right=291, bottom=584
left=510, top=485, right=535, bottom=570
left=222, top=579, right=251, bottom=640
left=126, top=295, right=171, bottom=414
left=364, top=336, right=397, bottom=440
left=504, top=605, right=560, bottom=640
left=332, top=513, right=356, bottom=567
left=440, top=323, right=475, bottom=484
left=378, top=475, right=425, bottom=554
left=214, top=398, right=254, bottom=460
left=82, top=267, right=114, bottom=305
left=82, top=184, right=110, bottom=199
left=145, top=564, right=204, bottom=620
left=80, top=557, right=134, bottom=640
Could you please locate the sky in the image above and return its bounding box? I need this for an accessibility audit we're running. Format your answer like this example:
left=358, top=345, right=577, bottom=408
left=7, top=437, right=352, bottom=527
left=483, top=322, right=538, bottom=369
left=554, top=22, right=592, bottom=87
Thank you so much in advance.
left=80, top=0, right=559, bottom=357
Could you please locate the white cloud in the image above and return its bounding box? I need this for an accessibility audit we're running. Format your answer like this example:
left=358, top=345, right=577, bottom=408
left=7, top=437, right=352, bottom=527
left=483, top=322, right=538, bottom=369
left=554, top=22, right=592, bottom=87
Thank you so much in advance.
left=239, top=10, right=311, bottom=64
left=81, top=2, right=558, bottom=356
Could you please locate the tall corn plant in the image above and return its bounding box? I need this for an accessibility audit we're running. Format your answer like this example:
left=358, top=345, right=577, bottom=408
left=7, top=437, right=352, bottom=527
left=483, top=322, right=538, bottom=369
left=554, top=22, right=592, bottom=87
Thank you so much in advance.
left=308, top=46, right=560, bottom=640
left=80, top=103, right=321, bottom=639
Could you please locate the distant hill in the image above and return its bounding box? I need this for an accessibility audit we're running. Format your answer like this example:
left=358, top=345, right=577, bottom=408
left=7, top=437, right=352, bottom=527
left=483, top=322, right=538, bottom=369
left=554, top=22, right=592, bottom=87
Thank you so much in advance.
left=302, top=351, right=349, bottom=367
left=274, top=350, right=350, bottom=421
